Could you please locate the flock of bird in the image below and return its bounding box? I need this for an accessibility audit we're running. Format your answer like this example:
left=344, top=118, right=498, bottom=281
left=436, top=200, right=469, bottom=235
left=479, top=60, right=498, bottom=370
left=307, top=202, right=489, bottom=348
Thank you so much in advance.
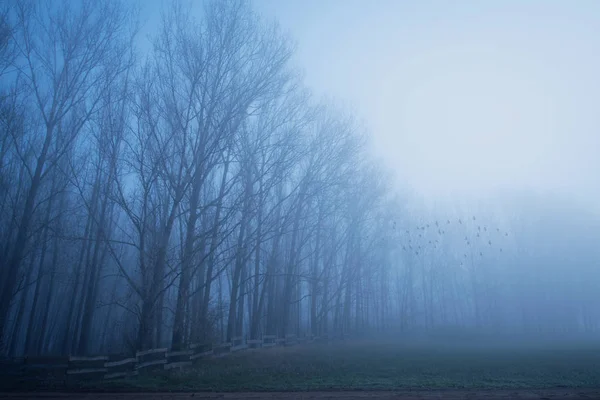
left=392, top=216, right=511, bottom=259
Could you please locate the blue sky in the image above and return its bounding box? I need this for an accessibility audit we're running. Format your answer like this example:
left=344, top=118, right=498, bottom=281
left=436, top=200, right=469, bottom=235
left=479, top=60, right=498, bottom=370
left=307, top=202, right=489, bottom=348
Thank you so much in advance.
left=139, top=0, right=600, bottom=209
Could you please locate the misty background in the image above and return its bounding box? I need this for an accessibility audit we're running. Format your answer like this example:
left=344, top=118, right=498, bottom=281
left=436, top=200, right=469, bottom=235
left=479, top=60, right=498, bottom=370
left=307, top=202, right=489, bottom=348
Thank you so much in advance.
left=0, top=0, right=599, bottom=359
left=252, top=0, right=600, bottom=205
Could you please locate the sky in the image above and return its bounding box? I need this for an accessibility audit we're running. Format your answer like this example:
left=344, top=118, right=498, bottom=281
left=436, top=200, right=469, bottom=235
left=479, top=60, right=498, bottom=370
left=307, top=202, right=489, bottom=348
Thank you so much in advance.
left=140, top=0, right=600, bottom=210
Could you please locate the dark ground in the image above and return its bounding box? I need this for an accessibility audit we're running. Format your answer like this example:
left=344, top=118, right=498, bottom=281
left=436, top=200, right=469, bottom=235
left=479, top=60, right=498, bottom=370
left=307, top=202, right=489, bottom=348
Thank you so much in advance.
left=2, top=339, right=600, bottom=398
left=89, top=339, right=600, bottom=392
left=1, top=389, right=600, bottom=399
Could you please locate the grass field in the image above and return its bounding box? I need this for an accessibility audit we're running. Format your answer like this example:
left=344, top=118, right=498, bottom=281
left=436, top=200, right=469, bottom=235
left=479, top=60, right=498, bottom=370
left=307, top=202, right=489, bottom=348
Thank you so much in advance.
left=94, top=338, right=600, bottom=392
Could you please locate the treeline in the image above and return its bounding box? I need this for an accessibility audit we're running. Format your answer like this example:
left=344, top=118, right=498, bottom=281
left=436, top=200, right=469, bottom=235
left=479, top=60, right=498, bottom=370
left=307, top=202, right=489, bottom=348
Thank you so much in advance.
left=1, top=0, right=599, bottom=359
left=0, top=0, right=395, bottom=356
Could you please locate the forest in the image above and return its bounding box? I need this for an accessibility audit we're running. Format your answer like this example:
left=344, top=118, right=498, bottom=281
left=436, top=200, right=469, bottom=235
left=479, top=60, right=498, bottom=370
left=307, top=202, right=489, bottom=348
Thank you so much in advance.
left=1, top=0, right=599, bottom=361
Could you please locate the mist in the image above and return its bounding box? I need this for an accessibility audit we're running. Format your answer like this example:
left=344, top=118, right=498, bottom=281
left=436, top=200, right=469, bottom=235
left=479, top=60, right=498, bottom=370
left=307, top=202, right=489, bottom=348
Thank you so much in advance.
left=253, top=0, right=600, bottom=339
left=256, top=0, right=600, bottom=207
left=1, top=0, right=600, bottom=373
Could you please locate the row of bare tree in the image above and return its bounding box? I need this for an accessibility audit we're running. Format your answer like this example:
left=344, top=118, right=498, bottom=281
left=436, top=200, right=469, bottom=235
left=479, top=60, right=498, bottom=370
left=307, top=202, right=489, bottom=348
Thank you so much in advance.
left=1, top=0, right=599, bottom=358
left=0, top=0, right=396, bottom=356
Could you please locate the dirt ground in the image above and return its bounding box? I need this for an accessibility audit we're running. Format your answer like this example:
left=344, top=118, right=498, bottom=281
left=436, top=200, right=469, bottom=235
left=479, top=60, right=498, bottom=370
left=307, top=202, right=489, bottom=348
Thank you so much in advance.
left=1, top=390, right=600, bottom=399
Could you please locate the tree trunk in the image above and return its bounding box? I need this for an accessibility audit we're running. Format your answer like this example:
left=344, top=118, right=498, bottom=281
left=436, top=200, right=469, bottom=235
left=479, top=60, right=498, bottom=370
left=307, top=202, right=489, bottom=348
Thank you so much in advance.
left=226, top=186, right=250, bottom=342
left=78, top=189, right=113, bottom=355
left=172, top=163, right=203, bottom=349
left=201, top=158, right=230, bottom=339
left=281, top=189, right=305, bottom=337
left=0, top=123, right=54, bottom=352
left=310, top=204, right=323, bottom=337
left=36, top=188, right=67, bottom=355
left=8, top=251, right=36, bottom=356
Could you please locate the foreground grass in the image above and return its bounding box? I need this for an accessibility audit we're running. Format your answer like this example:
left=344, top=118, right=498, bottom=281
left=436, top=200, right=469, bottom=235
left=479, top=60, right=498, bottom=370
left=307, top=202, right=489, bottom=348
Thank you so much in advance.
left=89, top=339, right=600, bottom=391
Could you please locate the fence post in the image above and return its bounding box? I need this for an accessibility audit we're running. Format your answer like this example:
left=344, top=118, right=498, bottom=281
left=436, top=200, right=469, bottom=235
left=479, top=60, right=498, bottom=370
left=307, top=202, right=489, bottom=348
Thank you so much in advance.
left=284, top=334, right=297, bottom=346
left=165, top=350, right=193, bottom=370
left=135, top=348, right=167, bottom=374
left=231, top=336, right=248, bottom=352
left=189, top=343, right=213, bottom=362
left=213, top=342, right=232, bottom=358
left=263, top=335, right=276, bottom=348
left=104, top=356, right=138, bottom=380
left=247, top=337, right=263, bottom=349
left=66, top=355, right=108, bottom=384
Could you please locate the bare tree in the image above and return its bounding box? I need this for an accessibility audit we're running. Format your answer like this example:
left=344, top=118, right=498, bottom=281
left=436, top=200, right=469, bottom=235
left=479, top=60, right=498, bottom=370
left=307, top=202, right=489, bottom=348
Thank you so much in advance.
left=0, top=0, right=135, bottom=353
left=1, top=0, right=598, bottom=358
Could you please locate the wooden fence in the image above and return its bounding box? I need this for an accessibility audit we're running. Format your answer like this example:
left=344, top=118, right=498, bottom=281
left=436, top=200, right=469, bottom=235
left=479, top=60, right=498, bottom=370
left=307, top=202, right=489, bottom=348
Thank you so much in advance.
left=2, top=334, right=314, bottom=386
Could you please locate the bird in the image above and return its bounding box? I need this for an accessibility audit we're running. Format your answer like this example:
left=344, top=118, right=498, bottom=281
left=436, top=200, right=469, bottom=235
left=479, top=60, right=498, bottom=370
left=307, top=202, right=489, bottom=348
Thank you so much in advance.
left=488, top=240, right=492, bottom=245
left=473, top=216, right=476, bottom=220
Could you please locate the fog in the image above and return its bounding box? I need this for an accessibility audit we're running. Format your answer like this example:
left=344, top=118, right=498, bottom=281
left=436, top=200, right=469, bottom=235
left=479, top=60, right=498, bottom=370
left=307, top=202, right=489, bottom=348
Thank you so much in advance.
left=256, top=0, right=600, bottom=206
left=1, top=0, right=599, bottom=362
left=250, top=0, right=600, bottom=337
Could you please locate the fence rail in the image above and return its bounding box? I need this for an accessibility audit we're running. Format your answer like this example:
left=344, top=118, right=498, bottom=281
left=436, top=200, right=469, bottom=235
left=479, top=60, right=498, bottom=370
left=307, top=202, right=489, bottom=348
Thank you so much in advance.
left=1, top=334, right=315, bottom=385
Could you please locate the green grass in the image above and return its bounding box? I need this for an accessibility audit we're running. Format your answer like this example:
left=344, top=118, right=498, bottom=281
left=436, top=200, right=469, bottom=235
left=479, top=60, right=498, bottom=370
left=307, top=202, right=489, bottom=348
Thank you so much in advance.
left=88, top=339, right=600, bottom=392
